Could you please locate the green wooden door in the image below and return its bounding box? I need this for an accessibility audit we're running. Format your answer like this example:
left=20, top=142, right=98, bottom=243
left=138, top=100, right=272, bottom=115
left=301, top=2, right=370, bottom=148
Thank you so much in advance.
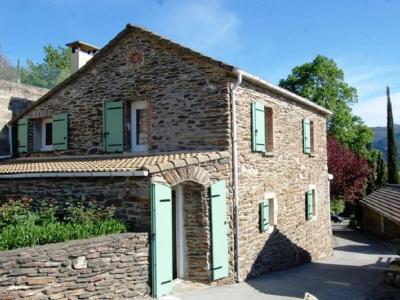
left=103, top=101, right=124, bottom=153
left=17, top=118, right=28, bottom=153
left=210, top=180, right=229, bottom=280
left=52, top=113, right=68, bottom=151
left=151, top=182, right=173, bottom=298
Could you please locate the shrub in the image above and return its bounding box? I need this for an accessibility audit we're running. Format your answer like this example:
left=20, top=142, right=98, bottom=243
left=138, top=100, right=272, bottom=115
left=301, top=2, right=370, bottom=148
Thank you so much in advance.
left=331, top=199, right=345, bottom=215
left=0, top=197, right=127, bottom=251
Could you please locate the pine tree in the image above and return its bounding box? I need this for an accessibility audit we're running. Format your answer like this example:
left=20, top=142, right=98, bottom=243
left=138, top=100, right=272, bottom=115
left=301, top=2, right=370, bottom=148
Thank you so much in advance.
left=387, top=86, right=399, bottom=184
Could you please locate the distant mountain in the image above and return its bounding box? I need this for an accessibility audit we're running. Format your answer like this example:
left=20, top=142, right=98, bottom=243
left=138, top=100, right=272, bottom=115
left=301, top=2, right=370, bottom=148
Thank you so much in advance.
left=372, top=124, right=400, bottom=164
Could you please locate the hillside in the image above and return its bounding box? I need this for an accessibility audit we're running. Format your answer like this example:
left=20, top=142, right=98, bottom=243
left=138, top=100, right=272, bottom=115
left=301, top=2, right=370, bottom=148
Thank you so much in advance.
left=372, top=124, right=400, bottom=164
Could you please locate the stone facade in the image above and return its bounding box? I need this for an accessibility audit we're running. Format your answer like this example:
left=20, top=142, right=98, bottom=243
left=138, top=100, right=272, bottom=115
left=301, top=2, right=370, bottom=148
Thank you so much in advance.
left=232, top=81, right=333, bottom=279
left=0, top=233, right=149, bottom=299
left=16, top=27, right=231, bottom=157
left=0, top=80, right=48, bottom=156
left=0, top=24, right=333, bottom=293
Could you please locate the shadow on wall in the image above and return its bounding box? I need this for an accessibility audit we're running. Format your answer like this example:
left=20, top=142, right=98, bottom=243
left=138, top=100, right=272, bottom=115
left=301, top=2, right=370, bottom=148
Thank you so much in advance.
left=0, top=97, right=34, bottom=156
left=246, top=228, right=312, bottom=280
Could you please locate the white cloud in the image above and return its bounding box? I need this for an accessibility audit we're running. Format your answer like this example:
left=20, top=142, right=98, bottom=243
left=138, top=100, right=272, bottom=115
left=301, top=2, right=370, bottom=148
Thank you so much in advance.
left=159, top=0, right=240, bottom=55
left=352, top=92, right=400, bottom=127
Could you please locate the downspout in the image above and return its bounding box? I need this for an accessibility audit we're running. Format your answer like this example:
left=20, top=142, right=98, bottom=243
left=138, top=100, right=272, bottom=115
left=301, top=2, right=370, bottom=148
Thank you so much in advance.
left=230, top=69, right=242, bottom=283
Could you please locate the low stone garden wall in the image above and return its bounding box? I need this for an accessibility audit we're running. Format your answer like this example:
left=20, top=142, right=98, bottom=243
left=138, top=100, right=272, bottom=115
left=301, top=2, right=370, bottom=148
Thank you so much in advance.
left=0, top=233, right=150, bottom=299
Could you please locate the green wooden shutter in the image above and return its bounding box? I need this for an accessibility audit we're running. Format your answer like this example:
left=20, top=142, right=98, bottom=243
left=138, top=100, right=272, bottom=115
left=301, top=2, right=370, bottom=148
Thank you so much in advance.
left=151, top=182, right=173, bottom=298
left=103, top=101, right=124, bottom=153
left=210, top=180, right=229, bottom=280
left=52, top=113, right=68, bottom=151
left=303, top=118, right=311, bottom=154
left=17, top=118, right=28, bottom=153
left=259, top=200, right=269, bottom=232
left=252, top=102, right=266, bottom=152
left=306, top=191, right=313, bottom=220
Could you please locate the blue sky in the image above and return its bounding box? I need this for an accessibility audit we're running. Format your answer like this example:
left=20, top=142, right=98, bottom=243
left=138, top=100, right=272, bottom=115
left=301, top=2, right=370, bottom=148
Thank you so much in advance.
left=1, top=0, right=399, bottom=126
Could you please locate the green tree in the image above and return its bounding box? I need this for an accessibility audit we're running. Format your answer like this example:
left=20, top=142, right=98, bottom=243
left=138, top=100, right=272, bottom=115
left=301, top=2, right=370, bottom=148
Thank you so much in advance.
left=279, top=55, right=373, bottom=156
left=20, top=45, right=71, bottom=89
left=366, top=150, right=387, bottom=193
left=387, top=86, right=399, bottom=183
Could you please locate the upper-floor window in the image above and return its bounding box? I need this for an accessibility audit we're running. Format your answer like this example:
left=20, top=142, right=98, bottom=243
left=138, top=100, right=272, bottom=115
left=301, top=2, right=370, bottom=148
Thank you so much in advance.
left=251, top=101, right=274, bottom=153
left=303, top=118, right=315, bottom=155
left=33, top=118, right=53, bottom=152
left=131, top=101, right=148, bottom=152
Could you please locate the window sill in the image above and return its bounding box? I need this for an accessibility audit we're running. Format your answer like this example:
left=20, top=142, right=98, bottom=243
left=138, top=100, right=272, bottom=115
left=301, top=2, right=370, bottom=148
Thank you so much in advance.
left=262, top=151, right=274, bottom=157
left=309, top=153, right=315, bottom=158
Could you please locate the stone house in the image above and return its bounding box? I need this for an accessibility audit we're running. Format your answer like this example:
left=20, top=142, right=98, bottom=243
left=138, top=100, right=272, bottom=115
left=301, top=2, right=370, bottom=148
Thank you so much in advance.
left=0, top=24, right=333, bottom=297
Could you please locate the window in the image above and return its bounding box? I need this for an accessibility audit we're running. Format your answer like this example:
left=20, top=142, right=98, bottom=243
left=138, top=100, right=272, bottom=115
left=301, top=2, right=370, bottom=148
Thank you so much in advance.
left=303, top=118, right=315, bottom=155
left=259, top=192, right=277, bottom=233
left=252, top=102, right=274, bottom=153
left=33, top=118, right=53, bottom=151
left=131, top=101, right=148, bottom=152
left=306, top=186, right=317, bottom=220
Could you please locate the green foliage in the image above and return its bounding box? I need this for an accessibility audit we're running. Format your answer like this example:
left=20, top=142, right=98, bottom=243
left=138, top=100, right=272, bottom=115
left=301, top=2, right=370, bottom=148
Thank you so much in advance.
left=331, top=199, right=345, bottom=215
left=279, top=55, right=373, bottom=157
left=0, top=197, right=127, bottom=251
left=367, top=150, right=387, bottom=193
left=387, top=87, right=399, bottom=184
left=20, top=45, right=71, bottom=89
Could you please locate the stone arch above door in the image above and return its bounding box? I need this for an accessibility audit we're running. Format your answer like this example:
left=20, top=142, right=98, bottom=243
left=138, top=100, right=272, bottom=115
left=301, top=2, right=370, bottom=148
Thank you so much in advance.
left=155, top=165, right=212, bottom=187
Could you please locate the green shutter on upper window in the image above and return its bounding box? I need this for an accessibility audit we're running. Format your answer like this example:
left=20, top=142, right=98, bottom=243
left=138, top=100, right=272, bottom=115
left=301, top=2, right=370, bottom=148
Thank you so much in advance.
left=103, top=101, right=124, bottom=153
left=259, top=200, right=269, bottom=232
left=303, top=118, right=311, bottom=154
left=306, top=191, right=313, bottom=220
left=252, top=102, right=265, bottom=152
left=52, top=113, right=69, bottom=151
left=17, top=118, right=28, bottom=153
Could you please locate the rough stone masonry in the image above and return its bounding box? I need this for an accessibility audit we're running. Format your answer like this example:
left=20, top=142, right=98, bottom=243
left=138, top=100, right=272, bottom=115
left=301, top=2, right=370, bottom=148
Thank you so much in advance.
left=0, top=233, right=150, bottom=299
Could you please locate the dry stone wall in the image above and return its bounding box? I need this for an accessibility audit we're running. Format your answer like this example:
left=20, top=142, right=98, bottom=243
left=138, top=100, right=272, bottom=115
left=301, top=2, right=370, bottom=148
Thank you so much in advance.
left=0, top=233, right=149, bottom=300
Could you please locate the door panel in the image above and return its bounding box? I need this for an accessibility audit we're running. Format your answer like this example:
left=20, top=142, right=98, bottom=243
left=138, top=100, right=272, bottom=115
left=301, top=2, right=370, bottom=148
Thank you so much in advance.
left=151, top=182, right=173, bottom=297
left=210, top=180, right=229, bottom=280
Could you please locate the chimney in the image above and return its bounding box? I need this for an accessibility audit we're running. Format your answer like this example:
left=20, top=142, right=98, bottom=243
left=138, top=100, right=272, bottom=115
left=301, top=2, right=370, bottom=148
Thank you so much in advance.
left=66, top=41, right=99, bottom=74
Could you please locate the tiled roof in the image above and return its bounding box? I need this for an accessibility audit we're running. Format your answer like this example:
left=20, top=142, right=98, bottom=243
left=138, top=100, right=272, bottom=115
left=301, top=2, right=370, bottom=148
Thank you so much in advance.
left=0, top=151, right=229, bottom=177
left=360, top=184, right=400, bottom=224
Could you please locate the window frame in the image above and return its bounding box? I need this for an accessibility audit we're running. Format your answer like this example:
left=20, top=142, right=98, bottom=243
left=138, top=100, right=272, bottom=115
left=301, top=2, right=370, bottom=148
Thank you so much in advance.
left=130, top=101, right=148, bottom=153
left=265, top=192, right=277, bottom=233
left=307, top=184, right=317, bottom=220
left=40, top=117, right=53, bottom=152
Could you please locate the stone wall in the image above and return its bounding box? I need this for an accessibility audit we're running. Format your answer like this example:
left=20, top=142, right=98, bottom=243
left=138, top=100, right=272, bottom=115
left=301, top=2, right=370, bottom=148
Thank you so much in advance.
left=232, top=80, right=333, bottom=279
left=0, top=176, right=150, bottom=231
left=17, top=27, right=231, bottom=157
left=364, top=206, right=400, bottom=239
left=0, top=80, right=48, bottom=155
left=0, top=233, right=149, bottom=300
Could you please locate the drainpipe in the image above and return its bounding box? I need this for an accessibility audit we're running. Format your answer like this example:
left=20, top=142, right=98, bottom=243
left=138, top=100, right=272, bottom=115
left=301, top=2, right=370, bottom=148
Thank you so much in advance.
left=230, top=69, right=242, bottom=283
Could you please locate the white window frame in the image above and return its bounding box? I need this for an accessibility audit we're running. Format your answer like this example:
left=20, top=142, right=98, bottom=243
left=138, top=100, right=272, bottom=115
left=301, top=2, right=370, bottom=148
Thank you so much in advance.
left=130, top=101, right=148, bottom=152
left=264, top=192, right=278, bottom=233
left=308, top=184, right=318, bottom=220
left=41, top=118, right=53, bottom=152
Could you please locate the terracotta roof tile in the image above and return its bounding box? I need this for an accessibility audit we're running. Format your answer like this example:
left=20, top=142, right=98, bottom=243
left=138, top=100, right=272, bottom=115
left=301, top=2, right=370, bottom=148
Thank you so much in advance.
left=0, top=151, right=230, bottom=177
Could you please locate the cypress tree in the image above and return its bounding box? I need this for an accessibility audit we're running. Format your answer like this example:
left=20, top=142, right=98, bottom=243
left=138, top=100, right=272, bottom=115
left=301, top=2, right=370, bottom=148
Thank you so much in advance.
left=387, top=86, right=399, bottom=184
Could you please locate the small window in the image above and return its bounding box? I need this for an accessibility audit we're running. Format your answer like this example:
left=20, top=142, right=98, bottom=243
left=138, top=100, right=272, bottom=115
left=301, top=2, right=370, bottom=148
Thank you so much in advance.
left=260, top=193, right=277, bottom=233
left=303, top=118, right=315, bottom=155
left=306, top=187, right=317, bottom=220
left=33, top=118, right=53, bottom=152
left=131, top=101, right=148, bottom=152
left=265, top=107, right=273, bottom=152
